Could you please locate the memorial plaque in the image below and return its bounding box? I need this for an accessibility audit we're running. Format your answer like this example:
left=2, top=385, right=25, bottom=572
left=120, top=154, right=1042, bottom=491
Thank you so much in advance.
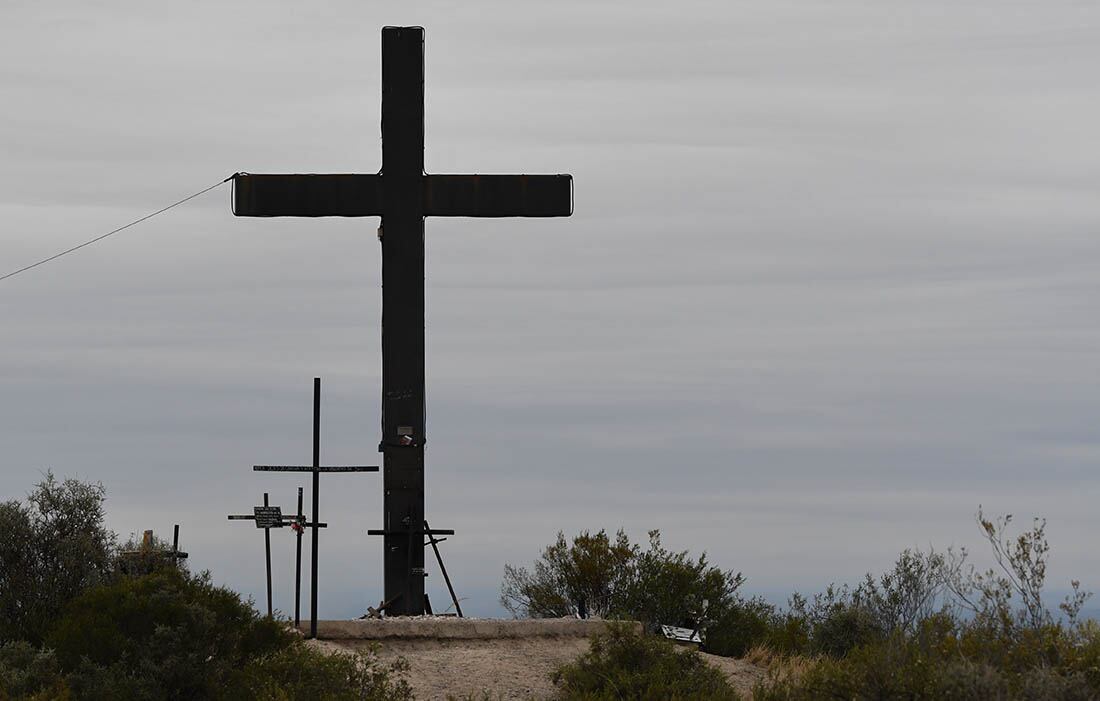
left=253, top=506, right=283, bottom=529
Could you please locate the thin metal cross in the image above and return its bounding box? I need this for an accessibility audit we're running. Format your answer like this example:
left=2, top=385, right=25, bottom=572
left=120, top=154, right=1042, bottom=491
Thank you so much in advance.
left=232, top=26, right=573, bottom=615
left=254, top=377, right=378, bottom=637
left=227, top=492, right=292, bottom=617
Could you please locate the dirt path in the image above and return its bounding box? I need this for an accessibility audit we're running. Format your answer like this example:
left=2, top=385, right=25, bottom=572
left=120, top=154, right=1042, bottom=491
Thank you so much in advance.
left=702, top=651, right=768, bottom=697
left=319, top=637, right=765, bottom=700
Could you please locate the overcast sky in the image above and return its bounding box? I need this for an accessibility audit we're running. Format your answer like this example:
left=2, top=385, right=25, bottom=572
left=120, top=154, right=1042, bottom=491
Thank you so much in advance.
left=2, top=1, right=1098, bottom=617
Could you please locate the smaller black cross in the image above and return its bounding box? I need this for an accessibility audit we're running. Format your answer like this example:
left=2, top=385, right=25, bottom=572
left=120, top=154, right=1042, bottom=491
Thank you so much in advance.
left=228, top=492, right=327, bottom=616
left=253, top=377, right=378, bottom=638
left=167, top=524, right=189, bottom=562
left=118, top=525, right=189, bottom=576
left=366, top=522, right=458, bottom=616
left=228, top=493, right=325, bottom=623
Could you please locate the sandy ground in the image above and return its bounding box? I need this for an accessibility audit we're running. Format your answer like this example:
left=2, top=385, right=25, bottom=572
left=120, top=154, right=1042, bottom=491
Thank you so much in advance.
left=315, top=636, right=766, bottom=700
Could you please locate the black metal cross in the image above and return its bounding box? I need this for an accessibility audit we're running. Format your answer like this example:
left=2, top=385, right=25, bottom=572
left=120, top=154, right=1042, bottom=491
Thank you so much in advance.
left=255, top=377, right=378, bottom=637
left=232, top=26, right=573, bottom=615
left=227, top=492, right=293, bottom=617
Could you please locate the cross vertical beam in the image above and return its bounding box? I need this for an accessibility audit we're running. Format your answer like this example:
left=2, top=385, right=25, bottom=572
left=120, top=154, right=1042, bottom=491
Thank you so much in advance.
left=312, top=377, right=321, bottom=637
left=380, top=26, right=427, bottom=616
left=263, top=492, right=273, bottom=616
left=294, top=486, right=303, bottom=627
left=227, top=498, right=289, bottom=617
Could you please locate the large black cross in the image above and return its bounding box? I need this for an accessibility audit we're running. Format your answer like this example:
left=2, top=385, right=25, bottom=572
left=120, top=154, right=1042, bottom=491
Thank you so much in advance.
left=232, top=26, right=573, bottom=616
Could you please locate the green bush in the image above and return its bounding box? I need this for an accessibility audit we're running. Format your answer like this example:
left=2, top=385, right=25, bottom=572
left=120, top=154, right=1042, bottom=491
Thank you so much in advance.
left=750, top=509, right=1100, bottom=699
left=753, top=627, right=1100, bottom=701
left=0, top=473, right=115, bottom=645
left=235, top=644, right=413, bottom=701
left=753, top=645, right=994, bottom=701
left=619, top=531, right=744, bottom=638
left=705, top=598, right=774, bottom=658
left=45, top=567, right=290, bottom=698
left=552, top=623, right=739, bottom=700
left=0, top=641, right=69, bottom=700
left=39, top=566, right=412, bottom=700
left=758, top=595, right=812, bottom=655
left=0, top=475, right=412, bottom=700
left=501, top=529, right=637, bottom=618
left=810, top=602, right=882, bottom=658
left=501, top=528, right=744, bottom=644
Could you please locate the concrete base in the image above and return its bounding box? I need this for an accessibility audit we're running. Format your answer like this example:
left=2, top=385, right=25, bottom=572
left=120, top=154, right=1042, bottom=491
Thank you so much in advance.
left=299, top=617, right=638, bottom=640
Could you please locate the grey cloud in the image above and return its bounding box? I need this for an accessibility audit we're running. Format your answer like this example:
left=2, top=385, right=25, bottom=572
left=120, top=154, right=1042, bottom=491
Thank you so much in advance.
left=2, top=0, right=1098, bottom=617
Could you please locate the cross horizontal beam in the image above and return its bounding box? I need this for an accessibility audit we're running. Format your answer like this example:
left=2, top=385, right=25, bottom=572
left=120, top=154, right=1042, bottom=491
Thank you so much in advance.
left=423, top=175, right=573, bottom=217
left=253, top=465, right=379, bottom=473
left=227, top=515, right=328, bottom=527
left=233, top=174, right=572, bottom=218
left=120, top=549, right=189, bottom=558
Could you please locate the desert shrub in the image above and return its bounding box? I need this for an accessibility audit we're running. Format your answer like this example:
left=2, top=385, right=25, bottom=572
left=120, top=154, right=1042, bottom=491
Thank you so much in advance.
left=809, top=601, right=881, bottom=658
left=765, top=549, right=951, bottom=659
left=753, top=509, right=1100, bottom=699
left=236, top=644, right=413, bottom=701
left=753, top=627, right=1099, bottom=701
left=0, top=473, right=115, bottom=644
left=758, top=595, right=812, bottom=655
left=501, top=528, right=744, bottom=642
left=46, top=567, right=291, bottom=699
left=552, top=623, right=739, bottom=700
left=42, top=565, right=412, bottom=700
left=63, top=658, right=157, bottom=701
left=754, top=647, right=1011, bottom=701
left=851, top=548, right=949, bottom=635
left=0, top=475, right=411, bottom=699
left=619, top=531, right=745, bottom=635
left=705, top=598, right=774, bottom=658
left=501, top=529, right=637, bottom=618
left=729, top=585, right=885, bottom=660
left=943, top=508, right=1093, bottom=638
left=0, top=641, right=69, bottom=700
left=1066, top=620, right=1100, bottom=689
left=1016, top=666, right=1095, bottom=701
left=505, top=533, right=955, bottom=661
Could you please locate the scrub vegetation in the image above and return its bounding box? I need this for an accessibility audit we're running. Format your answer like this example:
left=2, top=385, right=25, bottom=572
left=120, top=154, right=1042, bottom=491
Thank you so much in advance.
left=510, top=514, right=1099, bottom=700
left=0, top=473, right=411, bottom=701
left=3, top=472, right=1096, bottom=699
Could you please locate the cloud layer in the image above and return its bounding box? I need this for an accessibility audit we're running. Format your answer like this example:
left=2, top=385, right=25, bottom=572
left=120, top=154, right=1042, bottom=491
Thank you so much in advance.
left=2, top=0, right=1098, bottom=616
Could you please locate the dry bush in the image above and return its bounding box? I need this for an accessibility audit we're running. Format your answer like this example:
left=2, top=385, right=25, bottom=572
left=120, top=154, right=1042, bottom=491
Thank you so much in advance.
left=743, top=645, right=817, bottom=686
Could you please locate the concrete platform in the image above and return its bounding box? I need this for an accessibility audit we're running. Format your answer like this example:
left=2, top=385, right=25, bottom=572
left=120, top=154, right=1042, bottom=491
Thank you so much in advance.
left=299, top=617, right=638, bottom=640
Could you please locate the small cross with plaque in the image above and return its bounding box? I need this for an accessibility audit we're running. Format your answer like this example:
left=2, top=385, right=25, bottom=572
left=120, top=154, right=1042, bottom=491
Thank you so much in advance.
left=252, top=377, right=378, bottom=638
left=227, top=492, right=326, bottom=617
